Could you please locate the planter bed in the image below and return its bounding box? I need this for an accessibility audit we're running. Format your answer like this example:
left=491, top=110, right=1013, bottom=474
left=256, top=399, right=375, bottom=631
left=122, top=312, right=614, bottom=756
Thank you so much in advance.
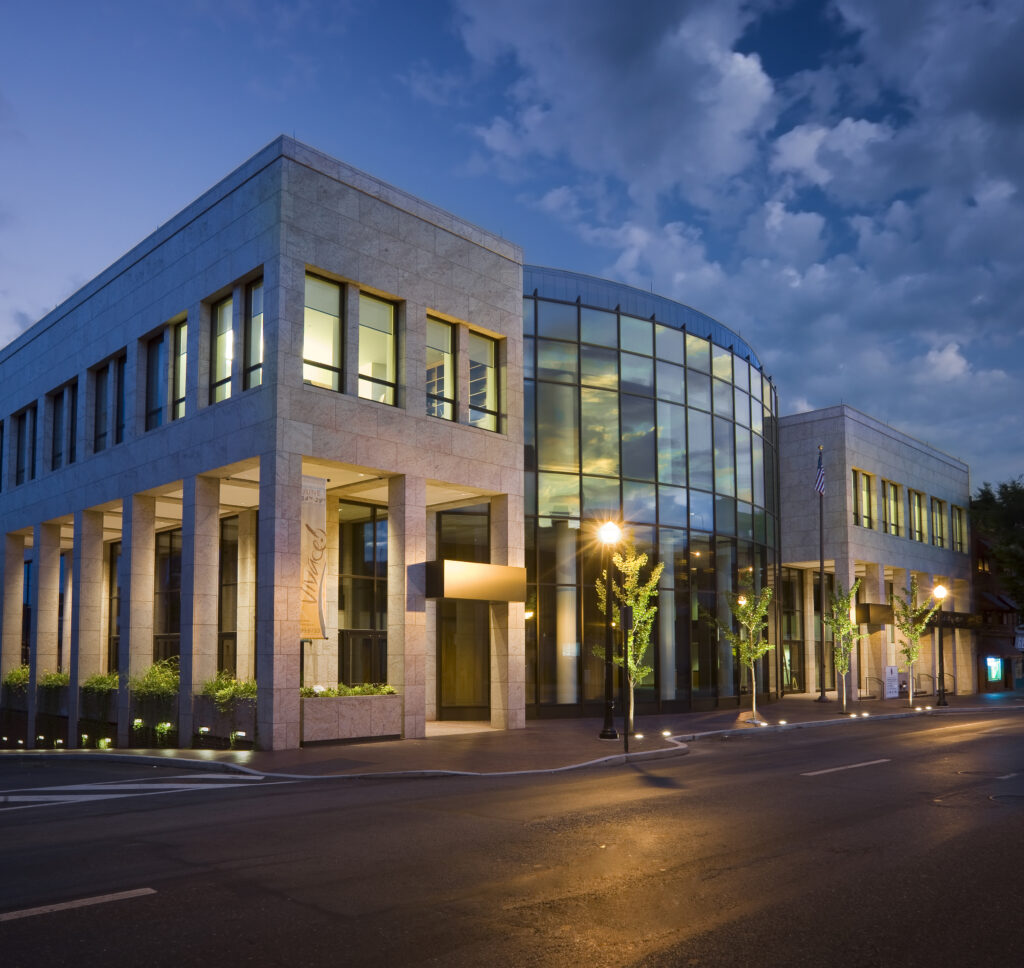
left=300, top=693, right=402, bottom=745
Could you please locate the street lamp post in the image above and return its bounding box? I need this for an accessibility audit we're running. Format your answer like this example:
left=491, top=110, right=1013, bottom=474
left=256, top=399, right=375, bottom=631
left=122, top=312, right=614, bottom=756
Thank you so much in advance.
left=934, top=584, right=948, bottom=706
left=598, top=521, right=621, bottom=740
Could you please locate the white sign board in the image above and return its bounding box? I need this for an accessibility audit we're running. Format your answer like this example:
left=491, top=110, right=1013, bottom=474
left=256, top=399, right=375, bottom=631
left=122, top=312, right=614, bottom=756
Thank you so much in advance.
left=884, top=665, right=900, bottom=699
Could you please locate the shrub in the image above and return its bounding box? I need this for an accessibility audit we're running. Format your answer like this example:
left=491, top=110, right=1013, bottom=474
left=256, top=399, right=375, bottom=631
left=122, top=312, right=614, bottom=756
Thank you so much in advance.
left=199, top=671, right=257, bottom=712
left=2, top=665, right=30, bottom=692
left=38, top=670, right=71, bottom=689
left=81, top=671, right=119, bottom=693
left=300, top=682, right=397, bottom=698
left=130, top=657, right=180, bottom=699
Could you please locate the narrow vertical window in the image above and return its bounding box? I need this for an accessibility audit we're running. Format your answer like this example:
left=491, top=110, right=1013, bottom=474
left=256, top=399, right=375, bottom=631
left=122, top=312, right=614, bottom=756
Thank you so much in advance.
left=358, top=294, right=396, bottom=405
left=909, top=490, right=926, bottom=542
left=114, top=354, right=126, bottom=444
left=210, top=297, right=233, bottom=403
left=952, top=506, right=966, bottom=553
left=146, top=333, right=167, bottom=430
left=468, top=332, right=499, bottom=431
left=931, top=498, right=947, bottom=548
left=303, top=274, right=341, bottom=390
left=882, top=480, right=902, bottom=536
left=244, top=280, right=264, bottom=389
left=15, top=406, right=36, bottom=485
left=851, top=470, right=874, bottom=529
left=94, top=364, right=109, bottom=452
left=67, top=382, right=77, bottom=464
left=0, top=421, right=4, bottom=493
left=425, top=318, right=454, bottom=419
left=172, top=321, right=187, bottom=420
left=50, top=390, right=65, bottom=470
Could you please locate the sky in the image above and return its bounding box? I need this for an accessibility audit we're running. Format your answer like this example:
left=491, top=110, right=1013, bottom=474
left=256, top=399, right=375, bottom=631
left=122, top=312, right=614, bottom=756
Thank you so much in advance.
left=1, top=0, right=1021, bottom=488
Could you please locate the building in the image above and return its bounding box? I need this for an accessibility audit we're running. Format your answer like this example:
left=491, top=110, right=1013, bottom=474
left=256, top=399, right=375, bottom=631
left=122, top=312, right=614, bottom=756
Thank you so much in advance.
left=0, top=137, right=525, bottom=750
left=778, top=406, right=974, bottom=702
left=522, top=268, right=781, bottom=715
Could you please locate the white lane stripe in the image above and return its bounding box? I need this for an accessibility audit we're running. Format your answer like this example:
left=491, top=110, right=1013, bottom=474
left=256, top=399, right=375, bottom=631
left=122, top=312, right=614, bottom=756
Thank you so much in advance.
left=1, top=794, right=132, bottom=803
left=24, top=782, right=255, bottom=792
left=801, top=758, right=891, bottom=777
left=0, top=888, right=156, bottom=922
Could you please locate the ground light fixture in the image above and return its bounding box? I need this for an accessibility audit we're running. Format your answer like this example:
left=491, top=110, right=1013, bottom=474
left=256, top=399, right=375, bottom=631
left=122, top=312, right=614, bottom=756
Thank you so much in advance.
left=933, top=584, right=949, bottom=706
left=597, top=520, right=622, bottom=741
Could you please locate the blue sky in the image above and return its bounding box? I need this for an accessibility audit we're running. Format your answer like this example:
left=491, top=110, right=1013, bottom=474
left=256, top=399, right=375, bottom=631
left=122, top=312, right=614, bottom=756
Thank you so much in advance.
left=1, top=0, right=1021, bottom=486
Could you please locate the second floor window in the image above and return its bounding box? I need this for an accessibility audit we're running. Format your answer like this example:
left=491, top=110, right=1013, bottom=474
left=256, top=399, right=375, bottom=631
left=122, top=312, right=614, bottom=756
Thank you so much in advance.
left=304, top=274, right=341, bottom=391
left=426, top=318, right=454, bottom=419
left=909, top=490, right=927, bottom=542
left=94, top=364, right=110, bottom=450
left=50, top=389, right=65, bottom=471
left=851, top=469, right=875, bottom=529
left=468, top=332, right=499, bottom=432
left=14, top=406, right=36, bottom=485
left=358, top=293, right=396, bottom=405
left=952, top=505, right=966, bottom=553
left=146, top=333, right=167, bottom=430
left=172, top=322, right=187, bottom=420
left=244, top=280, right=263, bottom=389
left=882, top=480, right=902, bottom=536
left=931, top=498, right=947, bottom=548
left=210, top=297, right=233, bottom=403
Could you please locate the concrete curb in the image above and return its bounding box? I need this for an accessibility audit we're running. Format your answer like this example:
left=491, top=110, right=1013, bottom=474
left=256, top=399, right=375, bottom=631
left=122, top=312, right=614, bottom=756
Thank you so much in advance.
left=2, top=704, right=1020, bottom=780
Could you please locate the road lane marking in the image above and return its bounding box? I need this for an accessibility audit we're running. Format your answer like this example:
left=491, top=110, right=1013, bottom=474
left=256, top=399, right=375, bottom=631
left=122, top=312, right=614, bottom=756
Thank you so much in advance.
left=0, top=888, right=156, bottom=922
left=801, top=758, right=891, bottom=777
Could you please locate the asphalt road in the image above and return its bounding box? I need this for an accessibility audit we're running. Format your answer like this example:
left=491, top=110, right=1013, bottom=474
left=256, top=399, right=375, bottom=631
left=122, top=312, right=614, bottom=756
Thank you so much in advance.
left=1, top=713, right=1022, bottom=967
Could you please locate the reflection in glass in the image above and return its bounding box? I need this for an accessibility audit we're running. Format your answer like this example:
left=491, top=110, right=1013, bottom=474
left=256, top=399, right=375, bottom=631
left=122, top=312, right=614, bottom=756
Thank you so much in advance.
left=537, top=300, right=577, bottom=341
left=655, top=324, right=684, bottom=364
left=537, top=383, right=579, bottom=472
left=581, top=345, right=618, bottom=389
left=688, top=409, right=712, bottom=491
left=620, top=352, right=653, bottom=395
left=581, top=387, right=619, bottom=477
left=537, top=339, right=578, bottom=383
left=580, top=307, right=617, bottom=346
left=657, top=400, right=687, bottom=485
left=656, top=361, right=684, bottom=403
left=538, top=472, right=580, bottom=517
left=620, top=315, right=652, bottom=355
left=621, top=394, right=656, bottom=482
left=623, top=480, right=656, bottom=523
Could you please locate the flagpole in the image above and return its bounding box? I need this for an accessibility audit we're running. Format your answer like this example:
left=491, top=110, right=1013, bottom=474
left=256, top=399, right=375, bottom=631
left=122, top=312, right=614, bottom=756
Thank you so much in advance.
left=816, top=444, right=829, bottom=702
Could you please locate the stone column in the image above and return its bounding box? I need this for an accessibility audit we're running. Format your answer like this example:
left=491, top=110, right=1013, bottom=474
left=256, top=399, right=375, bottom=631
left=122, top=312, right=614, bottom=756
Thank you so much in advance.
left=255, top=451, right=302, bottom=750
left=68, top=509, right=105, bottom=746
left=179, top=475, right=221, bottom=741
left=1, top=534, right=26, bottom=677
left=860, top=562, right=886, bottom=697
left=802, top=568, right=818, bottom=695
left=490, top=493, right=525, bottom=730
left=25, top=524, right=61, bottom=748
left=388, top=474, right=426, bottom=739
left=236, top=509, right=258, bottom=681
left=117, top=494, right=156, bottom=747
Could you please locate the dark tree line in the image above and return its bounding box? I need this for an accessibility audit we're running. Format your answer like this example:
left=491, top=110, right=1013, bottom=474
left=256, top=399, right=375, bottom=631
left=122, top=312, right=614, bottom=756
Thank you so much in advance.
left=971, top=478, right=1024, bottom=608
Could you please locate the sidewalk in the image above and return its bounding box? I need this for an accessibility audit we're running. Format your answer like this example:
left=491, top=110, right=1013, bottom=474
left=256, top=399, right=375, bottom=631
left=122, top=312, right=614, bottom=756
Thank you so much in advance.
left=5, top=690, right=1023, bottom=778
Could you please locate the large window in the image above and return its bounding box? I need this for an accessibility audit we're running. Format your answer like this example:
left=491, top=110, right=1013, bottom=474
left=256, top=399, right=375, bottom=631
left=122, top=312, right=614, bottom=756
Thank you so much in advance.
left=337, top=502, right=388, bottom=685
left=48, top=383, right=77, bottom=470
left=882, top=480, right=902, bottom=536
left=952, top=505, right=967, bottom=553
left=909, top=490, right=927, bottom=542
left=852, top=469, right=875, bottom=529
left=14, top=405, right=36, bottom=485
left=145, top=333, right=167, bottom=430
left=304, top=274, right=341, bottom=390
left=931, top=498, right=947, bottom=548
left=50, top=387, right=65, bottom=471
left=114, top=354, right=126, bottom=444
left=153, top=529, right=182, bottom=661
left=426, top=317, right=454, bottom=419
left=358, top=293, right=396, bottom=405
left=210, top=297, right=233, bottom=403
left=244, top=280, right=264, bottom=389
left=172, top=322, right=187, bottom=420
left=468, top=331, right=499, bottom=431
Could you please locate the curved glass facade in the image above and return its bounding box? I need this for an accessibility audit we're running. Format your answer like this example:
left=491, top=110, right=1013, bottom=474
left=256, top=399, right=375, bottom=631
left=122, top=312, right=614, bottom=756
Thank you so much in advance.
left=523, top=266, right=780, bottom=713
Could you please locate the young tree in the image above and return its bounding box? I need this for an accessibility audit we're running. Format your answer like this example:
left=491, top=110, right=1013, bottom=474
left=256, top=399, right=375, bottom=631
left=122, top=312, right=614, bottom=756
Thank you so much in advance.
left=891, top=575, right=941, bottom=708
left=595, top=543, right=664, bottom=734
left=822, top=578, right=865, bottom=715
left=719, top=577, right=774, bottom=724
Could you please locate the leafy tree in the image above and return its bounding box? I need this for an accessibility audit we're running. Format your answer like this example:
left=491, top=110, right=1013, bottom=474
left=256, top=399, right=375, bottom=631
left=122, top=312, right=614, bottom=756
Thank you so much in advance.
left=595, top=543, right=664, bottom=734
left=971, top=478, right=1024, bottom=607
left=822, top=578, right=865, bottom=714
left=891, top=575, right=940, bottom=708
left=719, top=577, right=774, bottom=724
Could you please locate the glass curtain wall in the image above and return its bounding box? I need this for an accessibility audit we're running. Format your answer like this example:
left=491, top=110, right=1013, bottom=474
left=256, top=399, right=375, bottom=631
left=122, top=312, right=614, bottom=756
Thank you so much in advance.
left=524, top=284, right=780, bottom=714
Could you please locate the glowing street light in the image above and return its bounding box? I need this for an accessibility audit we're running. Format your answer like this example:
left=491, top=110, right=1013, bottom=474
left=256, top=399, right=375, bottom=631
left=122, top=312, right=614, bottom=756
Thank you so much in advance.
left=598, top=520, right=622, bottom=740
left=933, top=584, right=949, bottom=706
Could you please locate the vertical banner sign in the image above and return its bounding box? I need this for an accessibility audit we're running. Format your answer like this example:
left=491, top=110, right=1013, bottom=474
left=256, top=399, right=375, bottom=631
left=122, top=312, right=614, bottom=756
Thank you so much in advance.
left=300, top=476, right=328, bottom=640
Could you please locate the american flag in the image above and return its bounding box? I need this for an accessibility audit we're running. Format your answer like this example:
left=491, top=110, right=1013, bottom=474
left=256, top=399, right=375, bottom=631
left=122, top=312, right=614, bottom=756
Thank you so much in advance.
left=815, top=449, right=825, bottom=494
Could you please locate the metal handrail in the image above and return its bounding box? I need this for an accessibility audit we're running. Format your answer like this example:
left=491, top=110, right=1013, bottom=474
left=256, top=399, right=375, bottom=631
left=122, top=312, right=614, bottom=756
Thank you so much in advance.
left=862, top=675, right=884, bottom=699
left=915, top=672, right=935, bottom=694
